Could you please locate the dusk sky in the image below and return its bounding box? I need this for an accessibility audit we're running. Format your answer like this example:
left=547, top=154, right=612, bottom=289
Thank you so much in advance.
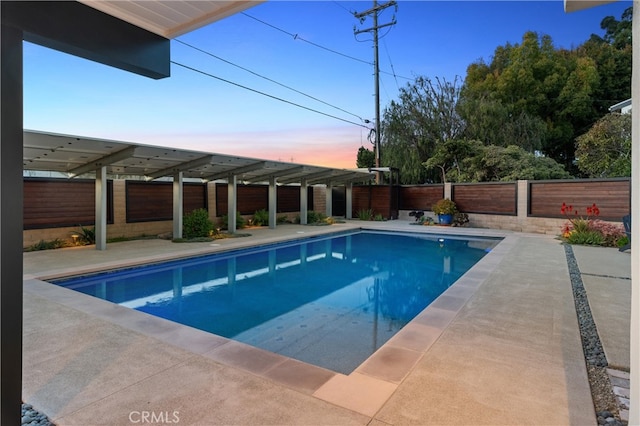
left=23, top=1, right=631, bottom=169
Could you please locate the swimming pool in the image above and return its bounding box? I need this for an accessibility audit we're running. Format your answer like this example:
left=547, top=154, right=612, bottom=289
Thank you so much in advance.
left=52, top=230, right=498, bottom=374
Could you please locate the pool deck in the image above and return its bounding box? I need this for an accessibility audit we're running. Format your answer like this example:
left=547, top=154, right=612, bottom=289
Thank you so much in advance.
left=22, top=221, right=631, bottom=425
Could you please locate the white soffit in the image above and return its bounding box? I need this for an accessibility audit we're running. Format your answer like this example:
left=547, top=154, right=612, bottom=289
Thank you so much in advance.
left=564, top=0, right=618, bottom=13
left=78, top=0, right=264, bottom=38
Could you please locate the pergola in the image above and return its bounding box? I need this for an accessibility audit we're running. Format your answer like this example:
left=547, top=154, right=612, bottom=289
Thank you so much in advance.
left=23, top=129, right=374, bottom=249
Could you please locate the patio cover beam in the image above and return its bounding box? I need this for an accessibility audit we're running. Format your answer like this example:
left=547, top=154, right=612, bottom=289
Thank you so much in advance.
left=67, top=146, right=136, bottom=178
left=145, top=155, right=213, bottom=180
left=279, top=169, right=334, bottom=185
left=328, top=172, right=375, bottom=184
left=242, top=165, right=307, bottom=183
left=307, top=171, right=363, bottom=185
left=203, top=161, right=266, bottom=181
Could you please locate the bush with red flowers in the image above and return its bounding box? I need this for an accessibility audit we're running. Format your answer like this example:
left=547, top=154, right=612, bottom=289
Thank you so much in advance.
left=560, top=203, right=625, bottom=247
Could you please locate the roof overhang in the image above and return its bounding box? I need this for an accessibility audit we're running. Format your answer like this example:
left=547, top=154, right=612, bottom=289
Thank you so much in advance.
left=563, top=0, right=618, bottom=13
left=78, top=0, right=264, bottom=38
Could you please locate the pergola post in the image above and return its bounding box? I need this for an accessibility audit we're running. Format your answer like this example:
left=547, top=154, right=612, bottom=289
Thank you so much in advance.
left=173, top=172, right=183, bottom=239
left=228, top=174, right=237, bottom=233
left=325, top=182, right=333, bottom=218
left=300, top=178, right=308, bottom=225
left=95, top=166, right=107, bottom=250
left=346, top=182, right=353, bottom=219
left=268, top=176, right=277, bottom=229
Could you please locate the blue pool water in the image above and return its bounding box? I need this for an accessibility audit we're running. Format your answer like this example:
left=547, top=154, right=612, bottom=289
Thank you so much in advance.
left=52, top=230, right=498, bottom=373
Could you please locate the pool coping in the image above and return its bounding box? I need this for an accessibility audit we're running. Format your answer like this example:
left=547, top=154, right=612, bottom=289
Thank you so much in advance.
left=23, top=223, right=514, bottom=417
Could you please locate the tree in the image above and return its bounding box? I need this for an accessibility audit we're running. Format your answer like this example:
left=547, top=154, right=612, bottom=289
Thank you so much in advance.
left=460, top=30, right=621, bottom=173
left=380, top=76, right=464, bottom=184
left=575, top=113, right=631, bottom=177
left=580, top=7, right=632, bottom=117
left=592, top=6, right=632, bottom=49
left=423, top=139, right=483, bottom=183
left=356, top=146, right=375, bottom=168
left=458, top=94, right=547, bottom=152
left=458, top=145, right=571, bottom=182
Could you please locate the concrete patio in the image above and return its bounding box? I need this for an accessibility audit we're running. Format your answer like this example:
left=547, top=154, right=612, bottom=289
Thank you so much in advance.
left=22, top=221, right=631, bottom=425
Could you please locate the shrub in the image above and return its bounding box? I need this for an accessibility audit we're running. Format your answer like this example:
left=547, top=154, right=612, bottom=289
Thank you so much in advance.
left=453, top=212, right=469, bottom=227
left=307, top=211, right=327, bottom=224
left=432, top=199, right=457, bottom=215
left=183, top=208, right=213, bottom=239
left=588, top=219, right=625, bottom=247
left=357, top=209, right=374, bottom=221
left=560, top=202, right=625, bottom=247
left=220, top=212, right=246, bottom=230
left=566, top=230, right=605, bottom=246
left=26, top=239, right=68, bottom=252
left=617, top=235, right=630, bottom=248
left=252, top=209, right=269, bottom=226
left=77, top=226, right=95, bottom=245
left=277, top=215, right=289, bottom=224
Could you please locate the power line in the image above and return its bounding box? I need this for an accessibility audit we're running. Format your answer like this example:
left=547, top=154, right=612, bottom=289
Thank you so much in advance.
left=382, top=38, right=401, bottom=91
left=174, top=38, right=366, bottom=122
left=170, top=60, right=370, bottom=129
left=241, top=12, right=370, bottom=65
left=241, top=11, right=412, bottom=81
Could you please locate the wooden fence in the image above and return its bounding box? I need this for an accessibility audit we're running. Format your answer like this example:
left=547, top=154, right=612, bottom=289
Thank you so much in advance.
left=22, top=177, right=631, bottom=245
left=348, top=179, right=629, bottom=222
left=24, top=178, right=114, bottom=229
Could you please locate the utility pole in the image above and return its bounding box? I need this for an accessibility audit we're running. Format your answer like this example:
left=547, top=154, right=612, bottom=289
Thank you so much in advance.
left=354, top=1, right=396, bottom=184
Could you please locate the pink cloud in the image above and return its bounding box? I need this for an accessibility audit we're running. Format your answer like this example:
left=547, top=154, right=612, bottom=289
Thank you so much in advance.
left=122, top=125, right=371, bottom=169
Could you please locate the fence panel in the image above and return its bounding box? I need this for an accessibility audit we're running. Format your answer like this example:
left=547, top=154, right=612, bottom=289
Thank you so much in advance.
left=127, top=181, right=206, bottom=222
left=453, top=182, right=517, bottom=215
left=399, top=185, right=444, bottom=210
left=352, top=185, right=396, bottom=218
left=24, top=178, right=113, bottom=229
left=529, top=179, right=629, bottom=221
left=216, top=184, right=303, bottom=216
left=352, top=186, right=371, bottom=216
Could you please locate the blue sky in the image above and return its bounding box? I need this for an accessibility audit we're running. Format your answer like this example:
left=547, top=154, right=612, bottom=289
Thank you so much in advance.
left=23, top=1, right=632, bottom=168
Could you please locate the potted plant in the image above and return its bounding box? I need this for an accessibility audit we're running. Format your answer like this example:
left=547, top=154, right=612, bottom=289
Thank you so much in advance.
left=432, top=198, right=457, bottom=225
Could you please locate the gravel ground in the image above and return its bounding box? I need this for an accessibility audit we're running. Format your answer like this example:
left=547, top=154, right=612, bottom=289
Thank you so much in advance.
left=564, top=244, right=628, bottom=426
left=20, top=243, right=629, bottom=426
left=21, top=403, right=53, bottom=426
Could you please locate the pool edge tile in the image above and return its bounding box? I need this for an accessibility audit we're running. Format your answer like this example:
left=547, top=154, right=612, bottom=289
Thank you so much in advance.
left=355, top=345, right=423, bottom=384
left=261, top=358, right=336, bottom=394
left=312, top=372, right=397, bottom=417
